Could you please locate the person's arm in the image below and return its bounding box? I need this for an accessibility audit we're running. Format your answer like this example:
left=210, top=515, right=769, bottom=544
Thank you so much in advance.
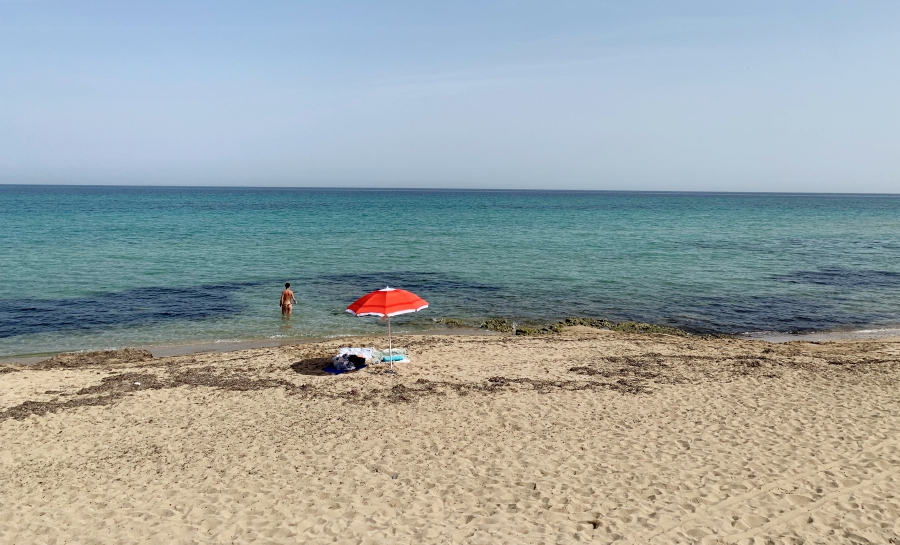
left=291, top=292, right=297, bottom=304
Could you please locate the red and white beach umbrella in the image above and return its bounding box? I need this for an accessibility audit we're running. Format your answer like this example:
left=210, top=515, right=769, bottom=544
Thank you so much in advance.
left=346, top=287, right=429, bottom=371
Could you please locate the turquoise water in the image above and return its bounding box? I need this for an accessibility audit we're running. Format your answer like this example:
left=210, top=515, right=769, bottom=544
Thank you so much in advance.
left=2, top=185, right=900, bottom=357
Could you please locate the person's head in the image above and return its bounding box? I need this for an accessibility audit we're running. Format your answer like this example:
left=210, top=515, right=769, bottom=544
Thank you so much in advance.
left=285, top=282, right=290, bottom=288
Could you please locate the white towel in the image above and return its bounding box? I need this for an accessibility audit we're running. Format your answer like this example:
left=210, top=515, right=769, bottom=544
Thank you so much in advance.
left=338, top=347, right=373, bottom=359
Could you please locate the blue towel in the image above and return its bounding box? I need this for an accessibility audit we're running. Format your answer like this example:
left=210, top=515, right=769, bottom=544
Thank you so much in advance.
left=382, top=355, right=406, bottom=362
left=322, top=363, right=368, bottom=375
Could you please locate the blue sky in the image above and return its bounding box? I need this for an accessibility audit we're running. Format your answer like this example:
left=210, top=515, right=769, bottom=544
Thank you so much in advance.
left=1, top=1, right=898, bottom=191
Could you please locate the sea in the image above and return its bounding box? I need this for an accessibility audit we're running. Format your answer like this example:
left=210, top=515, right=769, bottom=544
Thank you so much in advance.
left=2, top=185, right=900, bottom=359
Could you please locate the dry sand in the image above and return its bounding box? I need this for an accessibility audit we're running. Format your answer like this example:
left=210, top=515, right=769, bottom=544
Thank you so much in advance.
left=1, top=328, right=899, bottom=544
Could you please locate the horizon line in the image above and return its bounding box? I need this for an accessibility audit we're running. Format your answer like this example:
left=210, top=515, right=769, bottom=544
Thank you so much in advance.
left=1, top=183, right=899, bottom=197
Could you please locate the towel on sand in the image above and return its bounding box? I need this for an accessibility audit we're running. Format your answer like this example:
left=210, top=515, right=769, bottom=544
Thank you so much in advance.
left=338, top=347, right=373, bottom=359
left=323, top=363, right=368, bottom=375
left=372, top=348, right=409, bottom=363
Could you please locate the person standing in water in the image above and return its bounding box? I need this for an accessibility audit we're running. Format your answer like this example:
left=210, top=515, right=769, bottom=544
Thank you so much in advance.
left=280, top=283, right=297, bottom=316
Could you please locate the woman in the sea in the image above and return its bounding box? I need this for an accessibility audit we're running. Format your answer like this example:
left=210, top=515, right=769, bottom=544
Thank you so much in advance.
left=280, top=283, right=296, bottom=316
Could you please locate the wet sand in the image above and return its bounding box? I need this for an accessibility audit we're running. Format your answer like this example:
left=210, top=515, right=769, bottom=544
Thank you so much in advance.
left=1, top=328, right=899, bottom=544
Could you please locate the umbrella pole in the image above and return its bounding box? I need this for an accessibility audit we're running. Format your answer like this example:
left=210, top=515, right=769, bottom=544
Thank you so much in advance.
left=388, top=314, right=393, bottom=372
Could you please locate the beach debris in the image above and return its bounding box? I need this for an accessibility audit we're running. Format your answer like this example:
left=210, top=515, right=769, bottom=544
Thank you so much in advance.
left=4, top=336, right=894, bottom=422
left=0, top=396, right=121, bottom=421
left=608, top=321, right=689, bottom=336
left=76, top=373, right=165, bottom=395
left=560, top=317, right=614, bottom=330
left=480, top=318, right=515, bottom=333
left=512, top=322, right=565, bottom=336
left=433, top=318, right=468, bottom=328
left=34, top=348, right=153, bottom=369
left=480, top=316, right=693, bottom=337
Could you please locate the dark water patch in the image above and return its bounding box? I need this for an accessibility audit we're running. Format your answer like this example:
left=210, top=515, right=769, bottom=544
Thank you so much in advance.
left=0, top=281, right=265, bottom=338
left=688, top=237, right=900, bottom=254
left=396, top=288, right=896, bottom=336
left=316, top=271, right=503, bottom=293
left=669, top=293, right=895, bottom=334
left=335, top=273, right=896, bottom=334
left=312, top=271, right=506, bottom=312
left=773, top=268, right=900, bottom=289
left=687, top=240, right=766, bottom=251
left=397, top=281, right=899, bottom=335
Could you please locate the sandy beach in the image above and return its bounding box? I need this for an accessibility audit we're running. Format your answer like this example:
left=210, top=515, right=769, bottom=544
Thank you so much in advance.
left=1, top=328, right=899, bottom=544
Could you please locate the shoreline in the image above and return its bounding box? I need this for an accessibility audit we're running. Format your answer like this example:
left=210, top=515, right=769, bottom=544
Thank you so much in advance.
left=0, top=327, right=500, bottom=365
left=740, top=327, right=900, bottom=343
left=3, top=323, right=900, bottom=366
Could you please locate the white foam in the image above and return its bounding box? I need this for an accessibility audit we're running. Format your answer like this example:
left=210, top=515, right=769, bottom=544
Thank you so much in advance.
left=741, top=327, right=900, bottom=343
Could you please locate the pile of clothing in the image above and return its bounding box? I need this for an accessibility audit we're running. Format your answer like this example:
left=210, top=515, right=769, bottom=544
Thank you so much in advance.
left=331, top=347, right=373, bottom=372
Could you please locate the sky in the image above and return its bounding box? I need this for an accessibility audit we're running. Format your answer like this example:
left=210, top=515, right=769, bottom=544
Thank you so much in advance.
left=1, top=1, right=899, bottom=192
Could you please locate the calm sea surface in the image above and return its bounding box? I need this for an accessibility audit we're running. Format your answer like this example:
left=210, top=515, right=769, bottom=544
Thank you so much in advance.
left=2, top=186, right=900, bottom=357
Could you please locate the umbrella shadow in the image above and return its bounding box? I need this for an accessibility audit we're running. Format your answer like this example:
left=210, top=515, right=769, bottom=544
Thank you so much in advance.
left=289, top=357, right=333, bottom=376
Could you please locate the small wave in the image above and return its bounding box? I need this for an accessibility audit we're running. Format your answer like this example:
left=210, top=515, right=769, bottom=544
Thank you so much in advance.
left=741, top=326, right=900, bottom=343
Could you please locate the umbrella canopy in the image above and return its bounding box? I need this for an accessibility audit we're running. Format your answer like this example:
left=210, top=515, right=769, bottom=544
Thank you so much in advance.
left=346, top=287, right=428, bottom=317
left=346, top=287, right=428, bottom=372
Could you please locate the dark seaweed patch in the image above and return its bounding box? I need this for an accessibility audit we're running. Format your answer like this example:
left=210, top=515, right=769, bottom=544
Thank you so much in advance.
left=0, top=283, right=264, bottom=338
left=314, top=271, right=505, bottom=317
left=773, top=268, right=900, bottom=289
left=1, top=395, right=123, bottom=420
left=33, top=349, right=153, bottom=369
left=0, top=365, right=649, bottom=421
